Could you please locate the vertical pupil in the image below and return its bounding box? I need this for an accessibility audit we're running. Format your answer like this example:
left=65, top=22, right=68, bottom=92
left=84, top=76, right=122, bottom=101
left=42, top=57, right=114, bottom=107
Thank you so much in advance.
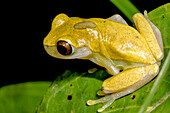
left=57, top=40, right=72, bottom=55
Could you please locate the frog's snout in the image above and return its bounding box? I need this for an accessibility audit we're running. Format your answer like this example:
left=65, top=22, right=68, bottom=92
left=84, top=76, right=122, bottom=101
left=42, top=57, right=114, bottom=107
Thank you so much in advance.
left=44, top=45, right=52, bottom=52
left=43, top=44, right=58, bottom=58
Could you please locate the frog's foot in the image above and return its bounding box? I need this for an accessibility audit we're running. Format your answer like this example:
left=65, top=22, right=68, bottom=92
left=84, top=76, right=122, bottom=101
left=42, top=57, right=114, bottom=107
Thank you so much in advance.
left=87, top=94, right=116, bottom=112
left=87, top=89, right=135, bottom=112
left=87, top=64, right=159, bottom=112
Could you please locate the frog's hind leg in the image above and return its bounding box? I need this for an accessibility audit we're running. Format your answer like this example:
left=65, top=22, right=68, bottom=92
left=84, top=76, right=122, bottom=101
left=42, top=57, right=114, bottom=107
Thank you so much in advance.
left=133, top=13, right=163, bottom=61
left=87, top=64, right=159, bottom=112
left=143, top=11, right=163, bottom=52
left=107, top=14, right=128, bottom=25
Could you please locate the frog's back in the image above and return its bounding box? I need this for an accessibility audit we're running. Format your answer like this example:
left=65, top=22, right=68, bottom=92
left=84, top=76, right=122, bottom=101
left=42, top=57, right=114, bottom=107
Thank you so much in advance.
left=95, top=20, right=156, bottom=64
left=60, top=17, right=156, bottom=64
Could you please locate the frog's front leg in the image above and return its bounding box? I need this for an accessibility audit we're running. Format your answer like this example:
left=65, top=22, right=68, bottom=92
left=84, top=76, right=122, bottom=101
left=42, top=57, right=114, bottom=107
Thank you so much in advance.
left=89, top=53, right=120, bottom=75
left=87, top=64, right=159, bottom=112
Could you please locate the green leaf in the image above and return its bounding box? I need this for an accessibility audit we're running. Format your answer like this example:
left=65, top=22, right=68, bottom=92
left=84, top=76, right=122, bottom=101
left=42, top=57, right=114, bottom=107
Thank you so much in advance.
left=0, top=82, right=51, bottom=113
left=140, top=3, right=170, bottom=113
left=139, top=51, right=170, bottom=113
left=148, top=3, right=170, bottom=58
left=37, top=70, right=110, bottom=113
left=109, top=0, right=140, bottom=23
left=37, top=3, right=170, bottom=113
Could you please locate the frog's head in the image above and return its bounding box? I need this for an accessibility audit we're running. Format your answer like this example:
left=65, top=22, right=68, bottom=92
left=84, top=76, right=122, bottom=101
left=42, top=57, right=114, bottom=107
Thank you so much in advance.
left=43, top=14, right=93, bottom=59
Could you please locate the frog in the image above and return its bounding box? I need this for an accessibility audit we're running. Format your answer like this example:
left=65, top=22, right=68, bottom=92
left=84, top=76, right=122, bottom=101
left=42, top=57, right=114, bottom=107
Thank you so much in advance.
left=43, top=11, right=163, bottom=112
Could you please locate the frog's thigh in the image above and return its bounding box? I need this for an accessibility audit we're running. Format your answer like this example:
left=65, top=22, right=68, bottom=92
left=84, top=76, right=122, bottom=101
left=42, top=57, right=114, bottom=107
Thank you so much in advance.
left=144, top=11, right=163, bottom=52
left=133, top=13, right=163, bottom=61
left=102, top=64, right=159, bottom=94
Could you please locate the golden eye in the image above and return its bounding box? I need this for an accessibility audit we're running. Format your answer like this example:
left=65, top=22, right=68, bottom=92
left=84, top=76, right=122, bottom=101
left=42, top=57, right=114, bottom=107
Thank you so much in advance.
left=57, top=40, right=72, bottom=55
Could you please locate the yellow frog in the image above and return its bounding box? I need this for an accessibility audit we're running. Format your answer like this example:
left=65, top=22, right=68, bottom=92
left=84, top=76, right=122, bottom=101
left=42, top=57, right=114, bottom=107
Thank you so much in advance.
left=43, top=12, right=163, bottom=112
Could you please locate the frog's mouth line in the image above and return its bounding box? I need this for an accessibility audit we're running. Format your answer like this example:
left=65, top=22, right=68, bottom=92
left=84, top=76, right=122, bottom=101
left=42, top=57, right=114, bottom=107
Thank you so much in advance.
left=44, top=45, right=93, bottom=59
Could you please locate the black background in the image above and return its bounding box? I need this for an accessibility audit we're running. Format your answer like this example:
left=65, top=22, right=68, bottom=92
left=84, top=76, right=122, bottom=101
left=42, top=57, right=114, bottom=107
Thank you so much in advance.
left=1, top=0, right=168, bottom=87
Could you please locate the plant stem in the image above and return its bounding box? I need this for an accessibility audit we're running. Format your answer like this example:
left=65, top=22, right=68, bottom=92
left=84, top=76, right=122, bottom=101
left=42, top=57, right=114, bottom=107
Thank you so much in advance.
left=109, top=0, right=140, bottom=23
left=138, top=51, right=170, bottom=113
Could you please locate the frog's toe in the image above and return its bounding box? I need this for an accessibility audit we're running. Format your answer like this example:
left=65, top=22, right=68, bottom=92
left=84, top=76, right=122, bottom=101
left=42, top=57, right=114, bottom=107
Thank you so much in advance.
left=87, top=95, right=116, bottom=112
left=97, top=99, right=115, bottom=112
left=97, top=90, right=110, bottom=96
left=87, top=99, right=105, bottom=106
left=87, top=100, right=94, bottom=105
left=88, top=67, right=98, bottom=73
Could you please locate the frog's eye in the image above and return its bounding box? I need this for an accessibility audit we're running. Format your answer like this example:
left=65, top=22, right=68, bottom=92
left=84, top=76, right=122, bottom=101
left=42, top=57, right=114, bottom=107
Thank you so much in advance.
left=57, top=40, right=73, bottom=55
